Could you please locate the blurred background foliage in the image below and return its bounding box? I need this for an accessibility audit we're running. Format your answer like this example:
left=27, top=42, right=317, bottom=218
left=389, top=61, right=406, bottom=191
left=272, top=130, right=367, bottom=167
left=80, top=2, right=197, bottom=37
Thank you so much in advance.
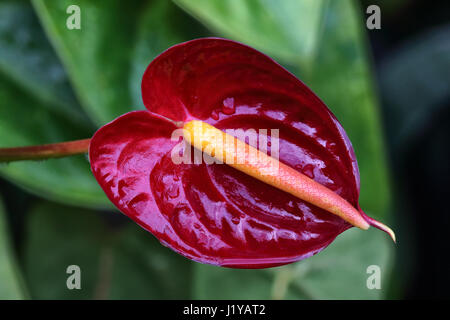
left=0, top=0, right=448, bottom=299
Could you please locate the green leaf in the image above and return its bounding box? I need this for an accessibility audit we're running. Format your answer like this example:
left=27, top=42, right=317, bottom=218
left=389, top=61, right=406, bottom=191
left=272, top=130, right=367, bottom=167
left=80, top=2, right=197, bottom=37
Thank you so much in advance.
left=31, top=0, right=143, bottom=124
left=24, top=201, right=192, bottom=299
left=0, top=196, right=26, bottom=299
left=0, top=73, right=109, bottom=208
left=0, top=1, right=108, bottom=208
left=107, top=222, right=192, bottom=299
left=194, top=228, right=392, bottom=299
left=173, top=0, right=325, bottom=67
left=194, top=266, right=272, bottom=300
left=280, top=228, right=393, bottom=299
left=0, top=0, right=89, bottom=124
left=23, top=202, right=104, bottom=299
left=32, top=0, right=206, bottom=124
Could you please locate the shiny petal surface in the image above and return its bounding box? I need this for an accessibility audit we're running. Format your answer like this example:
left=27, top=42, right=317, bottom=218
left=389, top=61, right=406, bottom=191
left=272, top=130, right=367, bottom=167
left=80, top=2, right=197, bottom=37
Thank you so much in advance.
left=91, top=38, right=363, bottom=268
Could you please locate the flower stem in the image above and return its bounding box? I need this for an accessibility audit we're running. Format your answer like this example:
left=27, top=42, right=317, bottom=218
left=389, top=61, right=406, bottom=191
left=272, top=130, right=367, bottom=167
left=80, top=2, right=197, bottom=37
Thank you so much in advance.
left=0, top=139, right=91, bottom=162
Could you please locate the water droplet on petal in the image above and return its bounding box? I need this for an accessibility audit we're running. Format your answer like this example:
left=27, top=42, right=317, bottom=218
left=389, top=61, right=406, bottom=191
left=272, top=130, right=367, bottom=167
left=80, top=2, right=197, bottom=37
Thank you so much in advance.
left=302, top=164, right=315, bottom=179
left=231, top=217, right=240, bottom=225
left=211, top=109, right=220, bottom=120
left=166, top=184, right=180, bottom=199
left=326, top=141, right=337, bottom=152
left=222, top=97, right=236, bottom=115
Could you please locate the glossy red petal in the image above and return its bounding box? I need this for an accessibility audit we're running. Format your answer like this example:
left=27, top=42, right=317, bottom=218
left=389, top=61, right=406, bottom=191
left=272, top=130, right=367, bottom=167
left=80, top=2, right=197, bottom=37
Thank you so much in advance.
left=91, top=38, right=365, bottom=268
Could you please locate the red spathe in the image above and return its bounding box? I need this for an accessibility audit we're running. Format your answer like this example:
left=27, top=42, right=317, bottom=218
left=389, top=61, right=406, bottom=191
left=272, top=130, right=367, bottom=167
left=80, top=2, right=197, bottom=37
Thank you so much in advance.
left=89, top=38, right=362, bottom=268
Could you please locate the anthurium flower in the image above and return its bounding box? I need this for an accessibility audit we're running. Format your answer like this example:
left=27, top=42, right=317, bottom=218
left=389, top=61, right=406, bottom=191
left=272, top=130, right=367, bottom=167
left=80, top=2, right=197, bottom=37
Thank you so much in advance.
left=89, top=38, right=394, bottom=268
